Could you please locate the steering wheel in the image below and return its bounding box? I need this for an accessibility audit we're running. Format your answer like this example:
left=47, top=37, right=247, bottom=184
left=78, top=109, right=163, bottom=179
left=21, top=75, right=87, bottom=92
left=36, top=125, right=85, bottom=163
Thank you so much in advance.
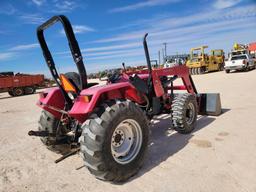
left=107, top=71, right=121, bottom=83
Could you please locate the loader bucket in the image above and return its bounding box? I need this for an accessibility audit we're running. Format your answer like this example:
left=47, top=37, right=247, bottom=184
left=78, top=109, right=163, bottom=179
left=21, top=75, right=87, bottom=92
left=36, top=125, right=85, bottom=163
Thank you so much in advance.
left=198, top=93, right=222, bottom=116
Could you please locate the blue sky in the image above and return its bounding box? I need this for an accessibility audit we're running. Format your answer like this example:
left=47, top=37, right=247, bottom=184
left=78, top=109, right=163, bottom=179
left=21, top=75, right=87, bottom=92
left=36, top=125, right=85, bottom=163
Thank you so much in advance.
left=0, top=0, right=256, bottom=75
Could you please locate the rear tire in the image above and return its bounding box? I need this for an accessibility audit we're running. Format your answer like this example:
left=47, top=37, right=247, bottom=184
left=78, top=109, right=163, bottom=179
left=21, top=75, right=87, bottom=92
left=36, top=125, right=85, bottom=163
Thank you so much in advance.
left=24, top=87, right=36, bottom=94
left=199, top=67, right=205, bottom=74
left=190, top=68, right=194, bottom=75
left=80, top=100, right=149, bottom=182
left=244, top=65, right=249, bottom=72
left=225, top=69, right=230, bottom=73
left=8, top=91, right=14, bottom=96
left=189, top=68, right=192, bottom=75
left=193, top=68, right=196, bottom=75
left=219, top=63, right=224, bottom=71
left=13, top=87, right=24, bottom=96
left=38, top=110, right=70, bottom=154
left=197, top=67, right=201, bottom=74
left=171, top=93, right=198, bottom=134
left=194, top=68, right=198, bottom=75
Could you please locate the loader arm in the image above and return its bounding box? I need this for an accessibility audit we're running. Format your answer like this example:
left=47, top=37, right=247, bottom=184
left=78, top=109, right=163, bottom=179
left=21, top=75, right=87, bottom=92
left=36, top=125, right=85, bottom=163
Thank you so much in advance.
left=151, top=65, right=198, bottom=97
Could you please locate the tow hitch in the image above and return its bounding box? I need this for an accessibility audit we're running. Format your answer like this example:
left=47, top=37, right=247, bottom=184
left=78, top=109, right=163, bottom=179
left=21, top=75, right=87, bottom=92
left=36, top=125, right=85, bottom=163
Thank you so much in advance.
left=28, top=130, right=54, bottom=137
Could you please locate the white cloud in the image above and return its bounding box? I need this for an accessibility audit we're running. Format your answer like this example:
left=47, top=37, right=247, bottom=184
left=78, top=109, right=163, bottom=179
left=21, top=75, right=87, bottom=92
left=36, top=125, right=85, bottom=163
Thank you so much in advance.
left=96, top=5, right=256, bottom=44
left=59, top=18, right=256, bottom=62
left=31, top=0, right=45, bottom=6
left=84, top=25, right=256, bottom=71
left=74, top=25, right=95, bottom=33
left=56, top=42, right=142, bottom=56
left=213, top=0, right=241, bottom=9
left=56, top=42, right=141, bottom=55
left=8, top=43, right=39, bottom=51
left=19, top=14, right=45, bottom=24
left=109, top=0, right=180, bottom=13
left=84, top=48, right=142, bottom=57
left=107, top=13, right=170, bottom=31
left=0, top=3, right=16, bottom=15
left=56, top=3, right=256, bottom=69
left=86, top=59, right=147, bottom=73
left=83, top=42, right=141, bottom=52
left=52, top=0, right=78, bottom=13
left=86, top=49, right=144, bottom=61
left=60, top=25, right=95, bottom=35
left=82, top=18, right=255, bottom=61
left=30, top=0, right=81, bottom=13
left=0, top=53, right=15, bottom=61
left=94, top=32, right=144, bottom=44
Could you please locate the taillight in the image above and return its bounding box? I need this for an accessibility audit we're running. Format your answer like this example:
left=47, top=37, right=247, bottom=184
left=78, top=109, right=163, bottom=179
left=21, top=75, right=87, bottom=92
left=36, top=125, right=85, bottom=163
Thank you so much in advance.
left=243, top=60, right=246, bottom=64
left=60, top=74, right=77, bottom=93
left=79, top=95, right=92, bottom=103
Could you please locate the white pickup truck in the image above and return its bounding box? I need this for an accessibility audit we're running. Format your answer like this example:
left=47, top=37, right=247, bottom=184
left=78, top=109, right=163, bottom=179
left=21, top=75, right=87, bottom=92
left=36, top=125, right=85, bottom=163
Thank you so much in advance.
left=224, top=54, right=255, bottom=73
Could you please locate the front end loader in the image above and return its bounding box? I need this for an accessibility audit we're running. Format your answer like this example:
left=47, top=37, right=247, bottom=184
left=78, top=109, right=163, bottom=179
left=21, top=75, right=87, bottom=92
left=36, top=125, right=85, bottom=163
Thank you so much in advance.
left=29, top=15, right=222, bottom=182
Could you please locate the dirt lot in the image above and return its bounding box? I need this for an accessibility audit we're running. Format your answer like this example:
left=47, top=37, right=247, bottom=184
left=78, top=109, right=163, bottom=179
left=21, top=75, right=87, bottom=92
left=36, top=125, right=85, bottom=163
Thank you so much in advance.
left=0, top=70, right=256, bottom=192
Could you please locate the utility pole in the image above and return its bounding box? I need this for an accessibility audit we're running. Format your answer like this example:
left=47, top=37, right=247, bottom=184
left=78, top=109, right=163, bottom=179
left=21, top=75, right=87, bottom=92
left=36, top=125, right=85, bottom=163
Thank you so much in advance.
left=162, top=48, right=165, bottom=62
left=158, top=50, right=161, bottom=65
left=163, top=42, right=167, bottom=57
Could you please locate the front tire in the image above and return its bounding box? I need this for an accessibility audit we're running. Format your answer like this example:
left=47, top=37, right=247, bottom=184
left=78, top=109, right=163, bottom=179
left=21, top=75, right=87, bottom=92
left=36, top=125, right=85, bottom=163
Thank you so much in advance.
left=171, top=93, right=198, bottom=134
left=80, top=100, right=149, bottom=182
left=225, top=69, right=230, bottom=73
left=244, top=64, right=249, bottom=72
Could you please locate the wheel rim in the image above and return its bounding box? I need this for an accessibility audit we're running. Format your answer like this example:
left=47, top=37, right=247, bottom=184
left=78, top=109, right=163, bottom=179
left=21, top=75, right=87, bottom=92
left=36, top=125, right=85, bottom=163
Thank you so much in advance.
left=111, top=119, right=142, bottom=164
left=15, top=89, right=23, bottom=96
left=186, top=102, right=195, bottom=125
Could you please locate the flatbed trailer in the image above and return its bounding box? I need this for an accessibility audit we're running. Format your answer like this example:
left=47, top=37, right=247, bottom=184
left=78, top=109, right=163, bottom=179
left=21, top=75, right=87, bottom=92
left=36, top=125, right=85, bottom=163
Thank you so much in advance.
left=0, top=73, right=44, bottom=96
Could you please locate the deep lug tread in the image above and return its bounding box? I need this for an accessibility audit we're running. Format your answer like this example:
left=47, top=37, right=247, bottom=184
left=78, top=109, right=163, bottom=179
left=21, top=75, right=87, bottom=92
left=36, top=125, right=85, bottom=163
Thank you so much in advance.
left=79, top=99, right=149, bottom=182
left=38, top=110, right=70, bottom=154
left=171, top=93, right=198, bottom=134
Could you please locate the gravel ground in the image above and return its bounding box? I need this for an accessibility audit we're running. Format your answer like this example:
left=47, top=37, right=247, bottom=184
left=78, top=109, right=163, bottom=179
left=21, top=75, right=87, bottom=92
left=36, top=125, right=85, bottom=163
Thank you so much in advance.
left=0, top=70, right=256, bottom=192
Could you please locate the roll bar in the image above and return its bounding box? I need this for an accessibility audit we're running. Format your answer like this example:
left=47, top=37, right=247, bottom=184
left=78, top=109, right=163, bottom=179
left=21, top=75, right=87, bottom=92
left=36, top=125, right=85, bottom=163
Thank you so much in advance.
left=37, top=15, right=87, bottom=91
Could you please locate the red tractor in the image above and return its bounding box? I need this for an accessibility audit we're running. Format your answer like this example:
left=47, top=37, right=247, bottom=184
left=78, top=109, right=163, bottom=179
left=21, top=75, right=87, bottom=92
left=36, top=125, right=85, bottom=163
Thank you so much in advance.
left=29, top=15, right=222, bottom=182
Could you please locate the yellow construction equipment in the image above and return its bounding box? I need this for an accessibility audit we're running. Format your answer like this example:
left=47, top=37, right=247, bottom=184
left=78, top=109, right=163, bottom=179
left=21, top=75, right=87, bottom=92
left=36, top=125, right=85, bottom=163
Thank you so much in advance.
left=186, top=46, right=225, bottom=75
left=233, top=43, right=247, bottom=51
left=231, top=43, right=249, bottom=56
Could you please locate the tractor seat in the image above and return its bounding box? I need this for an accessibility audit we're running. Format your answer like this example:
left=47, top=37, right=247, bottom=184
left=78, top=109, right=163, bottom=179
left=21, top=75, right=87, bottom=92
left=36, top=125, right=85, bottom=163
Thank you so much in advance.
left=65, top=72, right=98, bottom=91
